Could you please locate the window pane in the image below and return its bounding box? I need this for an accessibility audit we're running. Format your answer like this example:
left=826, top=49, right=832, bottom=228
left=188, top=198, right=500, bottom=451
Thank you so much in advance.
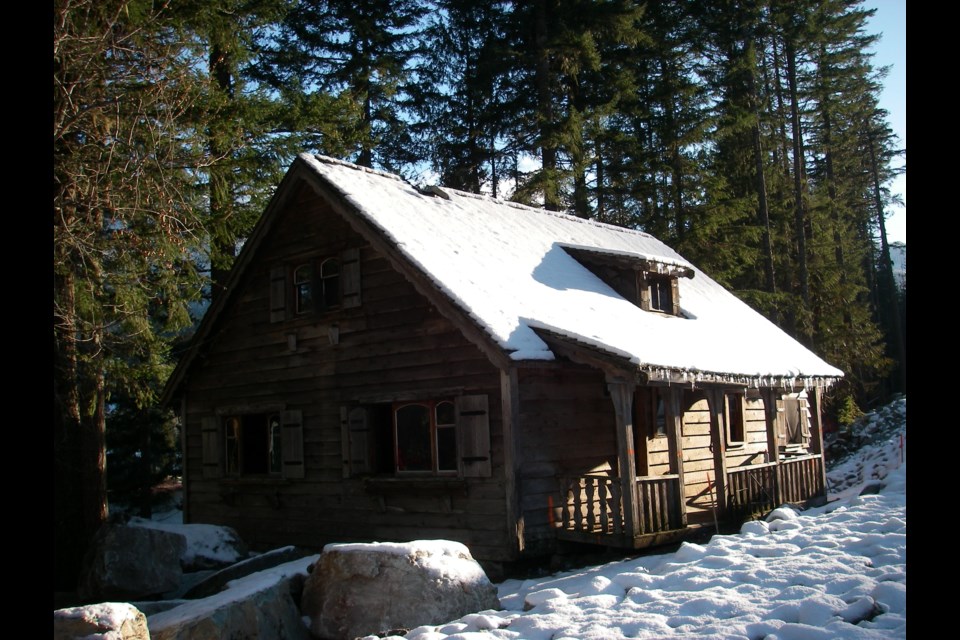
left=396, top=404, right=431, bottom=471
left=437, top=425, right=457, bottom=472
left=242, top=414, right=269, bottom=474
left=294, top=265, right=312, bottom=314
left=436, top=401, right=455, bottom=426
left=321, top=259, right=340, bottom=308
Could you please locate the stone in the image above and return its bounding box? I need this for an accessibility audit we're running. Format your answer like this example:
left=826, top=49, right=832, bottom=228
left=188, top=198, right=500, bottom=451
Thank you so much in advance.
left=79, top=524, right=187, bottom=602
left=147, top=556, right=316, bottom=640
left=127, top=518, right=249, bottom=572
left=301, top=540, right=500, bottom=640
left=183, top=546, right=313, bottom=599
left=54, top=602, right=149, bottom=640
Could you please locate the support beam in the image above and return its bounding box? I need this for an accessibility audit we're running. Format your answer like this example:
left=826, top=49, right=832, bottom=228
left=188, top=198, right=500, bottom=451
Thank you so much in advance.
left=665, top=387, right=687, bottom=527
left=807, top=387, right=828, bottom=497
left=760, top=387, right=782, bottom=505
left=500, top=367, right=524, bottom=554
left=705, top=389, right=728, bottom=515
left=607, top=378, right=639, bottom=539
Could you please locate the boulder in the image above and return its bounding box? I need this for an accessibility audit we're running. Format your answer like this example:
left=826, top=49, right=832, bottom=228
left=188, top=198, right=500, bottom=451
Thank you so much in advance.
left=183, top=545, right=313, bottom=599
left=301, top=540, right=500, bottom=640
left=128, top=518, right=249, bottom=571
left=147, top=555, right=317, bottom=640
left=54, top=602, right=149, bottom=640
left=79, top=524, right=187, bottom=601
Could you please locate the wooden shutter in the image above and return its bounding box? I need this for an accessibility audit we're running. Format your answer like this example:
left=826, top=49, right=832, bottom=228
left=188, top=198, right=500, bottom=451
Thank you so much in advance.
left=341, top=247, right=362, bottom=308
left=269, top=265, right=287, bottom=323
left=201, top=416, right=221, bottom=479
left=670, top=278, right=681, bottom=316
left=457, top=395, right=491, bottom=478
left=340, top=406, right=371, bottom=477
left=281, top=410, right=304, bottom=479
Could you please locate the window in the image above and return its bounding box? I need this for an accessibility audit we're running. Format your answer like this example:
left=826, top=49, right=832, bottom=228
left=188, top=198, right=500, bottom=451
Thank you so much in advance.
left=639, top=272, right=680, bottom=315
left=724, top=392, right=746, bottom=445
left=341, top=395, right=491, bottom=479
left=781, top=393, right=812, bottom=446
left=269, top=248, right=361, bottom=323
left=223, top=413, right=282, bottom=476
left=201, top=410, right=303, bottom=479
left=395, top=400, right=457, bottom=474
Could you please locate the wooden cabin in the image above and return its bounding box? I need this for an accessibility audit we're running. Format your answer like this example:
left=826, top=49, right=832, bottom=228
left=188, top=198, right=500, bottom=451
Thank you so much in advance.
left=162, top=155, right=842, bottom=576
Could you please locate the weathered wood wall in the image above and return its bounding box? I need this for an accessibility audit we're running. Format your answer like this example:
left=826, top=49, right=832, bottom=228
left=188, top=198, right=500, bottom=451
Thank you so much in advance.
left=182, top=182, right=512, bottom=563
left=515, top=366, right=618, bottom=553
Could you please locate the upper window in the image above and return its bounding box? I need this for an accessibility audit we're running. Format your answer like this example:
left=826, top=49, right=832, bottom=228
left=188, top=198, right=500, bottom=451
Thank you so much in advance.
left=294, top=265, right=313, bottom=314
left=269, top=248, right=361, bottom=323
left=645, top=274, right=674, bottom=313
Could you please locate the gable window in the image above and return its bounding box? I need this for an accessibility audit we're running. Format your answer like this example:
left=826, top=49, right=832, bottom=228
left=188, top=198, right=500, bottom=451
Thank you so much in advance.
left=201, top=410, right=304, bottom=479
left=294, top=265, right=313, bottom=314
left=341, top=395, right=491, bottom=479
left=269, top=248, right=361, bottom=323
left=639, top=271, right=680, bottom=315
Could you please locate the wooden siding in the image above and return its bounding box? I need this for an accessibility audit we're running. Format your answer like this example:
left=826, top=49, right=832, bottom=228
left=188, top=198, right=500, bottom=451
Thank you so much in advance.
left=515, top=366, right=618, bottom=554
left=182, top=183, right=512, bottom=563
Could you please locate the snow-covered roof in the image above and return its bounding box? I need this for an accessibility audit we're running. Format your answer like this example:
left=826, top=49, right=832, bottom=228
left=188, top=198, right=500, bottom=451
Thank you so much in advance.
left=301, top=155, right=842, bottom=385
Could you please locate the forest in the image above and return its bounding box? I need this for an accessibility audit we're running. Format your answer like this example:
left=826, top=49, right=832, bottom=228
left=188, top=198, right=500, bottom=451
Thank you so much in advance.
left=53, top=0, right=905, bottom=590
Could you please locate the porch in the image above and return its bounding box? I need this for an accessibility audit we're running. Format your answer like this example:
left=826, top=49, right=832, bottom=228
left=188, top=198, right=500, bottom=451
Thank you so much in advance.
left=556, top=454, right=826, bottom=549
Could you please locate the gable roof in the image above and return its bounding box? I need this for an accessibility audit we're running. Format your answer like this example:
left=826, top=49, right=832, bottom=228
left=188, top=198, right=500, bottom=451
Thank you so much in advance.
left=164, top=154, right=841, bottom=403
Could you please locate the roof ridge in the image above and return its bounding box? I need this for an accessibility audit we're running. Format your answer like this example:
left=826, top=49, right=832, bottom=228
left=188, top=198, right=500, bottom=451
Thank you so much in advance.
left=301, top=153, right=409, bottom=184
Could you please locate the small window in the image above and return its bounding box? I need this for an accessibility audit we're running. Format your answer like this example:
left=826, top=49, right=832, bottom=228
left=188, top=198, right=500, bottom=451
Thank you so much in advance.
left=647, top=275, right=673, bottom=313
left=781, top=393, right=812, bottom=446
left=648, top=388, right=667, bottom=438
left=294, top=264, right=313, bottom=315
left=725, top=392, right=745, bottom=445
left=319, top=258, right=340, bottom=309
left=223, top=413, right=282, bottom=476
left=394, top=400, right=458, bottom=475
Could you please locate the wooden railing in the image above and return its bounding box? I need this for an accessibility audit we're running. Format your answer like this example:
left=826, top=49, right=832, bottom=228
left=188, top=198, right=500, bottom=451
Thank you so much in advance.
left=559, top=474, right=682, bottom=537
left=778, top=454, right=824, bottom=504
left=726, top=462, right=777, bottom=519
left=726, top=454, right=824, bottom=519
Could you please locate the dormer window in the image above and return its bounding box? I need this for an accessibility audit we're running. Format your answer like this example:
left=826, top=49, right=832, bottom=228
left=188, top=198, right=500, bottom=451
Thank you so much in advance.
left=562, top=246, right=692, bottom=318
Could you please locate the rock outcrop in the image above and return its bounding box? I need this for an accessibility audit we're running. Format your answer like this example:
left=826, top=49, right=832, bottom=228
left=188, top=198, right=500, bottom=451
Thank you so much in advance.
left=301, top=540, right=500, bottom=640
left=54, top=602, right=150, bottom=640
left=79, top=524, right=187, bottom=601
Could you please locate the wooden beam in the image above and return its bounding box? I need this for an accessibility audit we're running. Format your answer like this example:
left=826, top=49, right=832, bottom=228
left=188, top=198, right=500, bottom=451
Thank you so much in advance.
left=607, top=378, right=638, bottom=539
left=760, top=387, right=782, bottom=505
left=705, top=389, right=728, bottom=515
left=665, top=387, right=687, bottom=527
left=807, top=387, right=828, bottom=496
left=500, top=367, right=523, bottom=555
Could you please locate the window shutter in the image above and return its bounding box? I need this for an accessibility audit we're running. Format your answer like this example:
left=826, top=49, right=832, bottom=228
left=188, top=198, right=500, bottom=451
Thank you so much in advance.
left=457, top=394, right=491, bottom=478
left=281, top=410, right=304, bottom=479
left=670, top=278, right=681, bottom=316
left=201, top=417, right=221, bottom=479
left=270, top=266, right=287, bottom=323
left=349, top=407, right=371, bottom=475
left=340, top=407, right=350, bottom=478
left=341, top=248, right=361, bottom=308
left=638, top=273, right=651, bottom=310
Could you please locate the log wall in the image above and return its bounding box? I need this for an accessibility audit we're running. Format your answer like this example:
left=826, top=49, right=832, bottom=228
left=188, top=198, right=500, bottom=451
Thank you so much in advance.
left=182, top=182, right=511, bottom=563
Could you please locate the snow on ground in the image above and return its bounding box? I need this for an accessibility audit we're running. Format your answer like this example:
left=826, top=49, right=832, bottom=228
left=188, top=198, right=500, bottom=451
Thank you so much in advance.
left=825, top=396, right=906, bottom=500
left=366, top=400, right=907, bottom=640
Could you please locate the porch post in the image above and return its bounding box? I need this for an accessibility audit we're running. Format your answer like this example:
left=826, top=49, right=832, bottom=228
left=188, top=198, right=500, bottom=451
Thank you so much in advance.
left=706, top=389, right=728, bottom=515
left=807, top=386, right=828, bottom=497
left=607, top=378, right=639, bottom=540
left=665, top=387, right=687, bottom=528
left=761, top=387, right=782, bottom=505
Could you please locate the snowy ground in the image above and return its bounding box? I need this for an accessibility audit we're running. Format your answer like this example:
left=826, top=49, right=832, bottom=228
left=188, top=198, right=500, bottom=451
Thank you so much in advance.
left=371, top=398, right=907, bottom=640
left=143, top=398, right=906, bottom=639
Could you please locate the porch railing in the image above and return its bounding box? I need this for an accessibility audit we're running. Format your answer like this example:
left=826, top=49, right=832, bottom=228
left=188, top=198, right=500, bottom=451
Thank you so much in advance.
left=726, top=454, right=824, bottom=519
left=559, top=473, right=682, bottom=537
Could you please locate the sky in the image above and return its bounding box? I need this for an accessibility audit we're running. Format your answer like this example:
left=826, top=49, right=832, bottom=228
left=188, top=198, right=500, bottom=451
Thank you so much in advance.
left=866, top=1, right=906, bottom=244
left=134, top=397, right=907, bottom=639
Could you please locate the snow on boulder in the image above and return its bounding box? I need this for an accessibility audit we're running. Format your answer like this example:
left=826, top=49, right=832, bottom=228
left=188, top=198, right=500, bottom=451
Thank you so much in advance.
left=128, top=517, right=248, bottom=571
left=79, top=524, right=187, bottom=601
left=54, top=602, right=149, bottom=640
left=147, top=555, right=317, bottom=640
left=301, top=540, right=500, bottom=640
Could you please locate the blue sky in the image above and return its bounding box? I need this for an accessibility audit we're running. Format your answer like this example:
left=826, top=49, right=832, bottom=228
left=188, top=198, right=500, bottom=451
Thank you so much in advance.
left=865, top=1, right=906, bottom=244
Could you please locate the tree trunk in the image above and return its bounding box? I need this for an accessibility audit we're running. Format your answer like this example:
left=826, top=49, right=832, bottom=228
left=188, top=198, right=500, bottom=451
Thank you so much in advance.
left=786, top=41, right=811, bottom=316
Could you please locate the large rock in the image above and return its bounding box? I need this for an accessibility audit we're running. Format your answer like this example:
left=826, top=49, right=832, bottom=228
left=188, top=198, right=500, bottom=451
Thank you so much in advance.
left=147, top=555, right=317, bottom=640
left=183, top=545, right=313, bottom=599
left=128, top=518, right=249, bottom=572
left=54, top=602, right=149, bottom=640
left=80, top=524, right=187, bottom=601
left=301, top=540, right=500, bottom=640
